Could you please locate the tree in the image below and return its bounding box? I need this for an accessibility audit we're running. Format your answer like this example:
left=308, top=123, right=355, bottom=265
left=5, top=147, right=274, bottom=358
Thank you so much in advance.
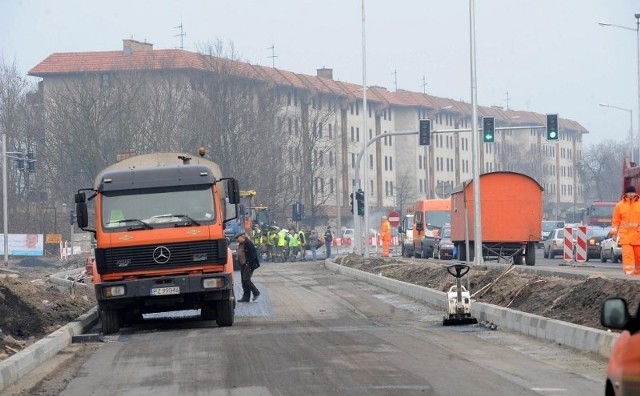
left=394, top=171, right=421, bottom=216
left=0, top=59, right=43, bottom=234
left=577, top=140, right=626, bottom=202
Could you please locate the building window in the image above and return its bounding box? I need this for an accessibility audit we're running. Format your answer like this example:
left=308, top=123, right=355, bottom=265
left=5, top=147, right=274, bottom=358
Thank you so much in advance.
left=369, top=154, right=373, bottom=169
left=351, top=126, right=354, bottom=141
left=328, top=123, right=333, bottom=139
left=356, top=127, right=360, bottom=142
left=351, top=153, right=355, bottom=168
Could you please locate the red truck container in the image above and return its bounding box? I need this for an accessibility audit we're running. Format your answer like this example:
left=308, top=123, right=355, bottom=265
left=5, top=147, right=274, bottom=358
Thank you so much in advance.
left=623, top=158, right=640, bottom=194
left=450, top=171, right=543, bottom=266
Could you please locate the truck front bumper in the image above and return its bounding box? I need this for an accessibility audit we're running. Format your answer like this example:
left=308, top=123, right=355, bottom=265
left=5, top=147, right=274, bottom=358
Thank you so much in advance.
left=95, top=273, right=233, bottom=303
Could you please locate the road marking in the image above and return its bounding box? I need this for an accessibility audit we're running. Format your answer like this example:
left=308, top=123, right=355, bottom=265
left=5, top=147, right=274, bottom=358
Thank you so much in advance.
left=531, top=388, right=567, bottom=394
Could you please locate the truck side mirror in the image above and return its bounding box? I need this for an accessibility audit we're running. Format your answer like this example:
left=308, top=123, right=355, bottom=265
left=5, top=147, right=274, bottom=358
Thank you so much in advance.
left=227, top=179, right=240, bottom=204
left=76, top=202, right=88, bottom=228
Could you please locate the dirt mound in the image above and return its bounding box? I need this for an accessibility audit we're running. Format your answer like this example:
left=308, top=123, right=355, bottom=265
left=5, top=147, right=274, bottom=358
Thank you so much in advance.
left=335, top=255, right=640, bottom=330
left=0, top=262, right=96, bottom=360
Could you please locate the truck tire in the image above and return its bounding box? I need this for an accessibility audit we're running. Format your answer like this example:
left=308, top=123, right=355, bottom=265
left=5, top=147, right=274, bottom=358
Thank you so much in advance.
left=101, top=308, right=120, bottom=334
left=612, top=250, right=619, bottom=264
left=525, top=242, right=536, bottom=266
left=215, top=290, right=234, bottom=327
left=201, top=304, right=216, bottom=321
left=549, top=249, right=555, bottom=259
left=457, top=243, right=467, bottom=261
left=414, top=249, right=421, bottom=259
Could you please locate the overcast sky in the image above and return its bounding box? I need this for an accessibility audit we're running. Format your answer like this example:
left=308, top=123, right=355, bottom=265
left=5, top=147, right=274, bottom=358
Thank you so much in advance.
left=1, top=0, right=638, bottom=146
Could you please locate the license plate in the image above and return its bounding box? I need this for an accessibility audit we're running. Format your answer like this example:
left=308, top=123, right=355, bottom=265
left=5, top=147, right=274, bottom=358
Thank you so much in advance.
left=150, top=286, right=180, bottom=296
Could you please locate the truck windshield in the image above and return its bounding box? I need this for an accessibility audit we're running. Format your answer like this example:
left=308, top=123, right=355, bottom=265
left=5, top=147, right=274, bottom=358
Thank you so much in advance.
left=425, top=211, right=451, bottom=229
left=590, top=205, right=615, bottom=217
left=102, top=185, right=215, bottom=230
left=542, top=221, right=563, bottom=232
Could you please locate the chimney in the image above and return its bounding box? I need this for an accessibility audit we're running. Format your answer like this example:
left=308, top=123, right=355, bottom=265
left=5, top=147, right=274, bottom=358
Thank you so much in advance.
left=122, top=39, right=154, bottom=56
left=317, top=67, right=333, bottom=79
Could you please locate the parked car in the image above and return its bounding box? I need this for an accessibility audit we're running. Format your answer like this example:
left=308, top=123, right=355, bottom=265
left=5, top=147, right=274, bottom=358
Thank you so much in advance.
left=433, top=224, right=453, bottom=260
left=601, top=297, right=640, bottom=395
left=584, top=226, right=611, bottom=261
left=543, top=228, right=565, bottom=259
left=600, top=232, right=622, bottom=263
left=540, top=220, right=564, bottom=248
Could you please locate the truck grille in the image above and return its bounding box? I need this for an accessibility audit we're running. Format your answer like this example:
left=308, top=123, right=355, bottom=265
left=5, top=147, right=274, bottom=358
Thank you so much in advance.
left=95, top=240, right=228, bottom=275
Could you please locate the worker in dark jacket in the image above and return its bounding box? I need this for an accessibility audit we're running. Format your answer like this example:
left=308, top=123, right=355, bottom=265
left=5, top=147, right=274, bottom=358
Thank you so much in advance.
left=235, top=232, right=261, bottom=302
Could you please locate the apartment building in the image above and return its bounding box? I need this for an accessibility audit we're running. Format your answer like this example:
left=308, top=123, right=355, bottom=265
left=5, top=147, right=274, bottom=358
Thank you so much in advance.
left=29, top=39, right=586, bottom=223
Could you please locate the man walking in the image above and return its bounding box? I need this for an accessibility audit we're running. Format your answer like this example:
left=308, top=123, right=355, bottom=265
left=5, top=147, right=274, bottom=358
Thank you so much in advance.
left=235, top=232, right=261, bottom=302
left=324, top=226, right=333, bottom=258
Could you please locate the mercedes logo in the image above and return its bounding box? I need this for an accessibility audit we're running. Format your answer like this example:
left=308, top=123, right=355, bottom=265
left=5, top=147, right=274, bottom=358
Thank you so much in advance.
left=153, top=246, right=171, bottom=264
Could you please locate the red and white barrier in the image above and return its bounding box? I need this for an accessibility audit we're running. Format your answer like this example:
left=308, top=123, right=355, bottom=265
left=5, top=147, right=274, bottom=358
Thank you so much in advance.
left=563, top=226, right=573, bottom=262
left=574, top=225, right=587, bottom=263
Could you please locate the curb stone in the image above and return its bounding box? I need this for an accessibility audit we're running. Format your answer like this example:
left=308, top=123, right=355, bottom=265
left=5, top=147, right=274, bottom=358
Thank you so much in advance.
left=323, top=259, right=619, bottom=359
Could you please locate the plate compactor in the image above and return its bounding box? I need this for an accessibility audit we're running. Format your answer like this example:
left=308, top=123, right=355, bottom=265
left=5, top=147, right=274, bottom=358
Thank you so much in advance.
left=443, top=263, right=478, bottom=326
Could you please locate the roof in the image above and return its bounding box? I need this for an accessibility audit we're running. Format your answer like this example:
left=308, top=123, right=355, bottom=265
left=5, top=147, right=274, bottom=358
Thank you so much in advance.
left=28, top=45, right=589, bottom=134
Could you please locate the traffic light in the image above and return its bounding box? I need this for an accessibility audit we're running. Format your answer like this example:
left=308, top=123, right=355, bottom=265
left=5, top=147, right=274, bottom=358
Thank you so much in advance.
left=546, top=114, right=559, bottom=141
left=350, top=192, right=354, bottom=214
left=16, top=153, right=24, bottom=171
left=356, top=189, right=365, bottom=216
left=292, top=202, right=304, bottom=221
left=419, top=119, right=431, bottom=146
left=27, top=151, right=35, bottom=173
left=482, top=117, right=495, bottom=143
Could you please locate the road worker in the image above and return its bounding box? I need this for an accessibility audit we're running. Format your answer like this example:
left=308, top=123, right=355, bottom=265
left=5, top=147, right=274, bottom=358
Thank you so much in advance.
left=380, top=216, right=392, bottom=257
left=611, top=185, right=640, bottom=275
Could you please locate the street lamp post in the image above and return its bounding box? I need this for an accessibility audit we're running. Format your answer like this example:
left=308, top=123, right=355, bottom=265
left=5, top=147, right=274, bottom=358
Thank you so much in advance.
left=599, top=14, right=640, bottom=163
left=424, top=105, right=453, bottom=199
left=599, top=103, right=634, bottom=161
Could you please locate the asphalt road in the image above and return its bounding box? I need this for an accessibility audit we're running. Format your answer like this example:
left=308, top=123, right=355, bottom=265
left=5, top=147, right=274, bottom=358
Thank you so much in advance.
left=52, top=261, right=605, bottom=396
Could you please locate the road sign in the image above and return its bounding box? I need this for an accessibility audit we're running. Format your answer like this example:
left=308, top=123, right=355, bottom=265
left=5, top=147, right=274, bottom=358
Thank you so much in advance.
left=563, top=226, right=573, bottom=262
left=575, top=225, right=587, bottom=263
left=388, top=211, right=400, bottom=227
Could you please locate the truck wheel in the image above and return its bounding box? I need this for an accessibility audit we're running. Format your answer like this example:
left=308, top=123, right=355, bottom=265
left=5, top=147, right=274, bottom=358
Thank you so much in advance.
left=215, top=290, right=234, bottom=327
left=201, top=304, right=216, bottom=321
left=101, top=308, right=120, bottom=335
left=549, top=250, right=555, bottom=259
left=525, top=242, right=536, bottom=266
left=414, top=249, right=421, bottom=259
left=612, top=250, right=619, bottom=264
left=457, top=243, right=466, bottom=261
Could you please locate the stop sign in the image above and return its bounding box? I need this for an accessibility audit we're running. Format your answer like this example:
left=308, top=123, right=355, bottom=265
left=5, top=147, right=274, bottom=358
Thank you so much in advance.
left=388, top=211, right=400, bottom=227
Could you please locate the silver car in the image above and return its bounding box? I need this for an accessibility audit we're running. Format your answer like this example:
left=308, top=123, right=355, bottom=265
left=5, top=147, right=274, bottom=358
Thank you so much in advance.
left=600, top=232, right=622, bottom=263
left=543, top=228, right=566, bottom=259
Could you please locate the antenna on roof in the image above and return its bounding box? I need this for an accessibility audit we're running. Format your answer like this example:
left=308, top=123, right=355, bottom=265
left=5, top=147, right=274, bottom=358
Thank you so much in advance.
left=391, top=69, right=397, bottom=92
left=421, top=75, right=428, bottom=94
left=267, top=44, right=278, bottom=68
left=505, top=91, right=511, bottom=110
left=174, top=20, right=186, bottom=50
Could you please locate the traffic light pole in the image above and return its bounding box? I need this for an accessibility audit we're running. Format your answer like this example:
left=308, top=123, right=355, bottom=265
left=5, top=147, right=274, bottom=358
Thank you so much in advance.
left=354, top=130, right=420, bottom=257
left=352, top=124, right=547, bottom=257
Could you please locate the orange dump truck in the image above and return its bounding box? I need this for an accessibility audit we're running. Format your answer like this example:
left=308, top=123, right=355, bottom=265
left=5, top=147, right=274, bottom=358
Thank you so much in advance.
left=450, top=171, right=542, bottom=266
left=75, top=151, right=240, bottom=334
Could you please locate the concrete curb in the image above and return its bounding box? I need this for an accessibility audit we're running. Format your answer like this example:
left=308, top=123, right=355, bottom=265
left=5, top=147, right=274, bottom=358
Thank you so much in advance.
left=324, top=260, right=619, bottom=359
left=0, top=306, right=98, bottom=392
left=0, top=267, right=98, bottom=393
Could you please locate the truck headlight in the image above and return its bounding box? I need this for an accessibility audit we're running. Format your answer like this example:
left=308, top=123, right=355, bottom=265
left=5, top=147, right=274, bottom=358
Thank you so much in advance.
left=203, top=278, right=225, bottom=289
left=103, top=285, right=125, bottom=297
